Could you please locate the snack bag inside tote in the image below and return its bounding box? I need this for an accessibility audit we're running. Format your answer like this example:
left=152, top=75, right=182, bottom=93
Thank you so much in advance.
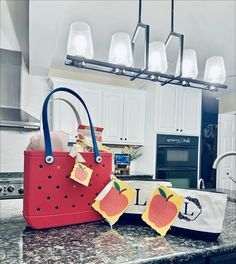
left=142, top=185, right=184, bottom=236
left=26, top=131, right=69, bottom=151
left=76, top=125, right=110, bottom=152
left=92, top=178, right=135, bottom=226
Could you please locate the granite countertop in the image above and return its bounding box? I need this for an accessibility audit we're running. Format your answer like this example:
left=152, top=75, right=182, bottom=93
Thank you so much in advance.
left=1, top=197, right=236, bottom=264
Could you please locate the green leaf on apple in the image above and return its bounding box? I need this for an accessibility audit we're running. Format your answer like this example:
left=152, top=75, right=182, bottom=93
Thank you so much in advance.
left=158, top=188, right=166, bottom=199
left=114, top=181, right=120, bottom=192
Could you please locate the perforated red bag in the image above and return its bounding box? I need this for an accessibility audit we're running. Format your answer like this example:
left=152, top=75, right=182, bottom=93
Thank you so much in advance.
left=23, top=88, right=112, bottom=229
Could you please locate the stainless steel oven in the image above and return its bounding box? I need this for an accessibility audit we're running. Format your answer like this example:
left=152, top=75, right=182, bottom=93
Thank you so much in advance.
left=156, top=134, right=199, bottom=188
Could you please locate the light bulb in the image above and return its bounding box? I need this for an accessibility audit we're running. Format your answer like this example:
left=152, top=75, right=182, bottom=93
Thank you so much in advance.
left=67, top=21, right=93, bottom=59
left=176, top=49, right=198, bottom=79
left=204, top=56, right=226, bottom=84
left=108, top=32, right=133, bottom=67
left=148, top=41, right=167, bottom=73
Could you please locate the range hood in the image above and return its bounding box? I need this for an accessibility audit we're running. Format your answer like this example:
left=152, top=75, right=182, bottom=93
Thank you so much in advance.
left=0, top=49, right=40, bottom=130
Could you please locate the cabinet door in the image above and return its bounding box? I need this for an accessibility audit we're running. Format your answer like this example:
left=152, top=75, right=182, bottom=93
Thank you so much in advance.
left=52, top=90, right=79, bottom=142
left=179, top=88, right=202, bottom=136
left=123, top=91, right=146, bottom=145
left=78, top=86, right=103, bottom=127
left=155, top=84, right=179, bottom=134
left=217, top=114, right=236, bottom=191
left=102, top=90, right=124, bottom=144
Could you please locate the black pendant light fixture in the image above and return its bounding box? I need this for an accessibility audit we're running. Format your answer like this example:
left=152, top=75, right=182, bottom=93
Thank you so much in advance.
left=65, top=0, right=227, bottom=91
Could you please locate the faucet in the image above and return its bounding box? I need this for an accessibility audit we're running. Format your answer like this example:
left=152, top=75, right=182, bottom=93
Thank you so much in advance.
left=198, top=178, right=205, bottom=189
left=212, top=151, right=236, bottom=169
left=213, top=151, right=236, bottom=184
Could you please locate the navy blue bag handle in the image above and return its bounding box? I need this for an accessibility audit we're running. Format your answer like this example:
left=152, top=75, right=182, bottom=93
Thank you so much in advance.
left=42, top=87, right=102, bottom=164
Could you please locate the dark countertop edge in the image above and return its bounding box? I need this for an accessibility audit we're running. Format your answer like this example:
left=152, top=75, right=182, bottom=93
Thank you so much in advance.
left=227, top=196, right=236, bottom=203
left=125, top=243, right=236, bottom=264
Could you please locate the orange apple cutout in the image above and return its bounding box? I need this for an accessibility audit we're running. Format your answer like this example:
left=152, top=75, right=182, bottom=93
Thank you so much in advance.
left=148, top=189, right=177, bottom=228
left=75, top=164, right=88, bottom=182
left=92, top=178, right=136, bottom=225
left=100, top=182, right=128, bottom=216
left=142, top=185, right=184, bottom=236
left=70, top=162, right=93, bottom=186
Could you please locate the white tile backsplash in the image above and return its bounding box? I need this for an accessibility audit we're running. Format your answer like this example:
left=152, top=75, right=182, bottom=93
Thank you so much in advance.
left=0, top=130, right=34, bottom=172
left=0, top=66, right=50, bottom=172
left=0, top=199, right=23, bottom=219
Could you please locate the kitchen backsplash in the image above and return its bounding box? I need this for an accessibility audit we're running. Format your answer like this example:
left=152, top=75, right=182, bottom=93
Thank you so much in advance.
left=0, top=67, right=50, bottom=172
left=104, top=145, right=142, bottom=173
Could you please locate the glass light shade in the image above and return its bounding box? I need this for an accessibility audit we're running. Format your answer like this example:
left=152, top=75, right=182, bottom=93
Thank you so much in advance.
left=176, top=49, right=198, bottom=79
left=67, top=21, right=93, bottom=59
left=148, top=41, right=168, bottom=73
left=204, top=56, right=226, bottom=84
left=108, top=32, right=133, bottom=67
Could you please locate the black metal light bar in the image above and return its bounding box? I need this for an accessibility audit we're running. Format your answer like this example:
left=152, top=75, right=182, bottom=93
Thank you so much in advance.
left=65, top=0, right=227, bottom=91
left=162, top=0, right=184, bottom=86
left=130, top=0, right=150, bottom=81
left=65, top=55, right=227, bottom=90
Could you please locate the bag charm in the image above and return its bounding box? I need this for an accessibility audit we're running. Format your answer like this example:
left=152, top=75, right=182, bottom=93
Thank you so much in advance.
left=92, top=178, right=135, bottom=227
left=70, top=163, right=93, bottom=186
left=142, top=185, right=184, bottom=236
left=69, top=144, right=92, bottom=186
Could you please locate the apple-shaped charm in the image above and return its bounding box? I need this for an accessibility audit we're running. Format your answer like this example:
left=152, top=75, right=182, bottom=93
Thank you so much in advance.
left=148, top=188, right=177, bottom=228
left=100, top=182, right=128, bottom=217
left=75, top=164, right=88, bottom=182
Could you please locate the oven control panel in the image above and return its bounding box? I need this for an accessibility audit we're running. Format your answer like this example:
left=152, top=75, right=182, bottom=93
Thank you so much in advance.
left=0, top=178, right=23, bottom=199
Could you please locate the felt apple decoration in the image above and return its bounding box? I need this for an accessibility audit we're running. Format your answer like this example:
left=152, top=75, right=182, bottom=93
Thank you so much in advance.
left=100, top=182, right=128, bottom=217
left=148, top=187, right=177, bottom=228
left=74, top=164, right=88, bottom=182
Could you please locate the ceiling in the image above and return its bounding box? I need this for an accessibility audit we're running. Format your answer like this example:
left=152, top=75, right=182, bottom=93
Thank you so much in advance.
left=29, top=0, right=236, bottom=93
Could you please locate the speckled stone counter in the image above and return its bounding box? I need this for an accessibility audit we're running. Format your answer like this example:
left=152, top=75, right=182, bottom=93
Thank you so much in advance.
left=1, top=199, right=236, bottom=264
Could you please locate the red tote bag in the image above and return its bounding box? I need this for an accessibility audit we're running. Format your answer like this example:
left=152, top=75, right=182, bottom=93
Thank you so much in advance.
left=23, top=87, right=112, bottom=229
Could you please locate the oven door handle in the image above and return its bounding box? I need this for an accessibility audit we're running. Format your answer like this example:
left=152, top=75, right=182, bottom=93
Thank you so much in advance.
left=157, top=145, right=197, bottom=149
left=157, top=167, right=197, bottom=171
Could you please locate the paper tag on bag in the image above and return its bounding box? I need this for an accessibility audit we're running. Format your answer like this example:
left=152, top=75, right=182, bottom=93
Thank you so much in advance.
left=70, top=163, right=93, bottom=186
left=69, top=144, right=86, bottom=163
left=92, top=178, right=136, bottom=226
left=142, top=185, right=184, bottom=236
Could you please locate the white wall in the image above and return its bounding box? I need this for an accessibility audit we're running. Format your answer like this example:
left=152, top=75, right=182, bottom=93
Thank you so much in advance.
left=219, top=92, right=236, bottom=114
left=0, top=0, right=20, bottom=51
left=0, top=0, right=50, bottom=172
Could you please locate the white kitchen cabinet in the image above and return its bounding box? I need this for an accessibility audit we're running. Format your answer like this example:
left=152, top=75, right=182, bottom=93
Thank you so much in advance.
left=155, top=84, right=179, bottom=134
left=123, top=92, right=145, bottom=144
left=217, top=113, right=236, bottom=191
left=102, top=90, right=124, bottom=143
left=155, top=84, right=202, bottom=136
left=179, top=87, right=202, bottom=135
left=50, top=78, right=103, bottom=141
left=50, top=77, right=146, bottom=145
left=50, top=78, right=80, bottom=141
left=77, top=86, right=103, bottom=127
left=102, top=88, right=146, bottom=145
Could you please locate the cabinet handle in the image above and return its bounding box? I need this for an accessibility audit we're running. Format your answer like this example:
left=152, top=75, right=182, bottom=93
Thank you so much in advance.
left=227, top=172, right=229, bottom=175
left=176, top=129, right=179, bottom=131
left=125, top=138, right=127, bottom=140
left=180, top=129, right=183, bottom=132
left=120, top=138, right=123, bottom=140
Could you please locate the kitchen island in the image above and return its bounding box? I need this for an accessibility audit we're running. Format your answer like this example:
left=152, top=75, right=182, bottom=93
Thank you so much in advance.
left=0, top=198, right=236, bottom=264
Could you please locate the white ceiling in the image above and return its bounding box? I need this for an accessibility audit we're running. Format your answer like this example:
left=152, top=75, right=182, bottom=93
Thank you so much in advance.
left=29, top=0, right=236, bottom=93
